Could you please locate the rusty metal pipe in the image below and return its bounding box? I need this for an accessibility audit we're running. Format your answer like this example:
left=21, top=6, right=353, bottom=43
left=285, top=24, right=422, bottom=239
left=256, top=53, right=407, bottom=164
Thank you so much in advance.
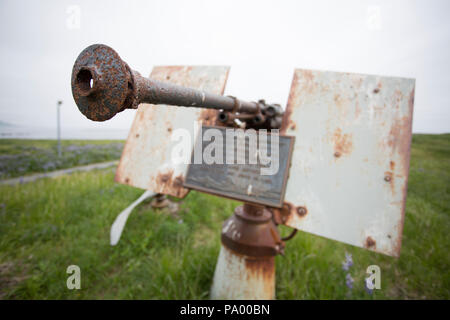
left=71, top=44, right=260, bottom=121
left=133, top=72, right=259, bottom=112
left=210, top=204, right=283, bottom=299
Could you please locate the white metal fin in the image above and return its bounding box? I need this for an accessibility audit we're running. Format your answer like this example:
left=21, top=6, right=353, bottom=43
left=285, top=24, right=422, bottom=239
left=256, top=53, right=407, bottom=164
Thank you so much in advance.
left=281, top=69, right=415, bottom=257
left=110, top=190, right=156, bottom=246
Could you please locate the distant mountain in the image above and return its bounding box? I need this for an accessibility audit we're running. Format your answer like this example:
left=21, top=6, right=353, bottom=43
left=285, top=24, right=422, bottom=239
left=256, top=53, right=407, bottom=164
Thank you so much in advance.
left=0, top=121, right=15, bottom=127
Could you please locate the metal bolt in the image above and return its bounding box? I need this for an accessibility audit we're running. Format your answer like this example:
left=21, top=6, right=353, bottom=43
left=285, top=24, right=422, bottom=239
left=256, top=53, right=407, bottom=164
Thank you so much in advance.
left=296, top=206, right=307, bottom=217
left=275, top=244, right=285, bottom=256
left=384, top=175, right=391, bottom=182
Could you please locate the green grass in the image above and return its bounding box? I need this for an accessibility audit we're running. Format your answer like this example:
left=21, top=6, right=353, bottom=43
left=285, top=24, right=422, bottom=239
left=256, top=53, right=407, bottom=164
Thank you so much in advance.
left=0, top=134, right=448, bottom=299
left=0, top=139, right=124, bottom=179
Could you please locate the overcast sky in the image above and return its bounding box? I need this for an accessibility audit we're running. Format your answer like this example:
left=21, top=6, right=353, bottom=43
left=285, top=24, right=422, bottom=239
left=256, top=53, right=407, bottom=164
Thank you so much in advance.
left=0, top=0, right=449, bottom=134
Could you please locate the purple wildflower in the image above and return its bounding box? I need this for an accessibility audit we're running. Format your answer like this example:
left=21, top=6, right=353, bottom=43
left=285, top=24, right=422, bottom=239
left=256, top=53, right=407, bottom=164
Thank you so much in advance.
left=345, top=273, right=354, bottom=290
left=42, top=161, right=56, bottom=171
left=365, top=277, right=374, bottom=295
left=342, top=252, right=353, bottom=271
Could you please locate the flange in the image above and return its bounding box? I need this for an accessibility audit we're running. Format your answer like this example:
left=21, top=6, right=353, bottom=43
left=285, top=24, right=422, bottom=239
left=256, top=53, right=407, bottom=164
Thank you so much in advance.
left=71, top=44, right=132, bottom=121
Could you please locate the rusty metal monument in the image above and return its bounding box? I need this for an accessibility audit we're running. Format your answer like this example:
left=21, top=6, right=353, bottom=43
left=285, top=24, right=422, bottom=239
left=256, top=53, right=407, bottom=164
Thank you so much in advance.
left=71, top=44, right=415, bottom=299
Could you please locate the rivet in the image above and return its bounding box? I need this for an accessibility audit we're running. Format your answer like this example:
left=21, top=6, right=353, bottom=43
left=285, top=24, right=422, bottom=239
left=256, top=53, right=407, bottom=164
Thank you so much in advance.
left=384, top=176, right=391, bottom=182
left=334, top=151, right=341, bottom=157
left=373, top=88, right=380, bottom=93
left=296, top=206, right=307, bottom=217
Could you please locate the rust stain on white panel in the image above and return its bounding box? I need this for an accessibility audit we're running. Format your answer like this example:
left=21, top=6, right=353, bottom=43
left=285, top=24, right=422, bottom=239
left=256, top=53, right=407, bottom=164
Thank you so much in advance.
left=282, top=69, right=415, bottom=257
left=116, top=66, right=230, bottom=197
left=210, top=246, right=275, bottom=300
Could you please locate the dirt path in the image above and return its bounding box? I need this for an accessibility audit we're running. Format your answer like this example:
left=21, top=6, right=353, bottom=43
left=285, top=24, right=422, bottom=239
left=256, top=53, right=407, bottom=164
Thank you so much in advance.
left=0, top=160, right=118, bottom=186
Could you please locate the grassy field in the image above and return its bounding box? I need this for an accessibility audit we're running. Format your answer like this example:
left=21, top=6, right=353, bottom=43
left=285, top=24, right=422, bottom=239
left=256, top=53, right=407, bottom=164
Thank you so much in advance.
left=0, top=134, right=448, bottom=299
left=0, top=139, right=124, bottom=179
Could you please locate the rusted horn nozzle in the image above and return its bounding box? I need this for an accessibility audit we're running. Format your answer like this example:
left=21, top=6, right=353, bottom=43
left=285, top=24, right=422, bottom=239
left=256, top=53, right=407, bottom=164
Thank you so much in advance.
left=71, top=44, right=136, bottom=121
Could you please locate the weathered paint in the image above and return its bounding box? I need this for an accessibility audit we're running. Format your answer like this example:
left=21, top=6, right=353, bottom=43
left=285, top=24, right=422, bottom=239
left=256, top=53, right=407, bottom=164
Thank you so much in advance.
left=210, top=245, right=275, bottom=300
left=211, top=204, right=281, bottom=299
left=116, top=66, right=230, bottom=197
left=281, top=69, right=415, bottom=257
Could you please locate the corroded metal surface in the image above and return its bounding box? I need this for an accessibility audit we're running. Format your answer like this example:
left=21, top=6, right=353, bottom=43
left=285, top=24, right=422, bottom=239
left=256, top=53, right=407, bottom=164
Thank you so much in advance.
left=211, top=204, right=282, bottom=299
left=210, top=246, right=275, bottom=300
left=71, top=44, right=132, bottom=121
left=184, top=126, right=295, bottom=207
left=281, top=69, right=415, bottom=257
left=221, top=204, right=285, bottom=257
left=71, top=44, right=282, bottom=128
left=115, top=66, right=230, bottom=197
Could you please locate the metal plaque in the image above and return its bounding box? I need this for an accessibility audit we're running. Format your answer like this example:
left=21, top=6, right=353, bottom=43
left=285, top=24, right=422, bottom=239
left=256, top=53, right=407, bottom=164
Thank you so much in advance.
left=281, top=69, right=415, bottom=257
left=184, top=126, right=295, bottom=207
left=116, top=66, right=230, bottom=198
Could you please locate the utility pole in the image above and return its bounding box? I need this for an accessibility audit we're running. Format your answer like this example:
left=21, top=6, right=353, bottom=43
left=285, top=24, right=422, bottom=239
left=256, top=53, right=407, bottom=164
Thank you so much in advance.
left=57, top=100, right=63, bottom=157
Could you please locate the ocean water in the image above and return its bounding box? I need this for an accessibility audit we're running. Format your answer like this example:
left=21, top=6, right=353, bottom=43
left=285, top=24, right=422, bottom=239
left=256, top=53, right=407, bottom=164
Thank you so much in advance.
left=0, top=125, right=129, bottom=140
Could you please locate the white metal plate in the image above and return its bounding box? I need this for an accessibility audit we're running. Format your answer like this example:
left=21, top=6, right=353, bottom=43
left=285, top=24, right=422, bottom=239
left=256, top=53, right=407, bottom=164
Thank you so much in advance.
left=116, top=66, right=230, bottom=197
left=281, top=69, right=415, bottom=257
